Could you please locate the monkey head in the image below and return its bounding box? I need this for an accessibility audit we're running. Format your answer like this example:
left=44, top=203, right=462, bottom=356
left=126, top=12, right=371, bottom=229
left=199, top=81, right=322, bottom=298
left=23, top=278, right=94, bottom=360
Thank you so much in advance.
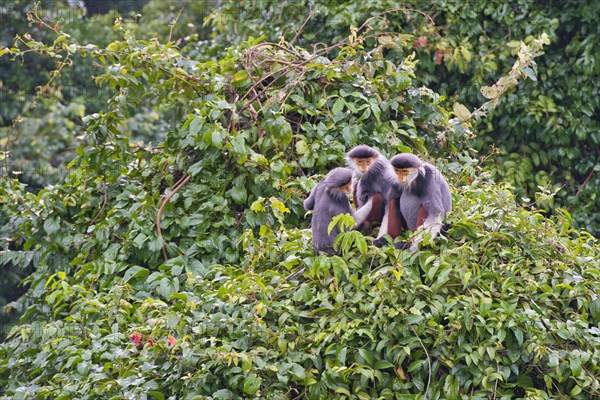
left=323, top=167, right=354, bottom=194
left=346, top=145, right=380, bottom=174
left=390, top=154, right=425, bottom=186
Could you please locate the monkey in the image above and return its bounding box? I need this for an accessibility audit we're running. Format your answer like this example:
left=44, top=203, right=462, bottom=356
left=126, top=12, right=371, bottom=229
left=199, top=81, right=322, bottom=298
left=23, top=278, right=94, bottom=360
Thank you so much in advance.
left=345, top=145, right=397, bottom=232
left=374, top=153, right=452, bottom=252
left=304, top=167, right=373, bottom=254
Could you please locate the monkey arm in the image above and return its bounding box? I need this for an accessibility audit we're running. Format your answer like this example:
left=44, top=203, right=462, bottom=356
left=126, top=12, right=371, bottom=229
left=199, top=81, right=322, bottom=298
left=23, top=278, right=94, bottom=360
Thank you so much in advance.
left=388, top=181, right=403, bottom=199
left=407, top=212, right=444, bottom=253
left=358, top=190, right=374, bottom=205
left=375, top=205, right=390, bottom=239
left=353, top=197, right=373, bottom=226
left=303, top=185, right=318, bottom=211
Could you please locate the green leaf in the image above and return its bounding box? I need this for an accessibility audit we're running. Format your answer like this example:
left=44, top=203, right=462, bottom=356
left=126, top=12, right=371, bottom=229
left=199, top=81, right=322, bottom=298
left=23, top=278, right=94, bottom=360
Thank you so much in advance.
left=232, top=70, right=251, bottom=88
left=148, top=392, right=165, bottom=400
left=243, top=373, right=262, bottom=395
left=189, top=115, right=203, bottom=137
left=571, top=385, right=582, bottom=396
left=289, top=363, right=306, bottom=380
left=264, top=115, right=292, bottom=145
left=522, top=67, right=537, bottom=81
left=590, top=299, right=600, bottom=321
left=358, top=348, right=375, bottom=366
left=212, top=389, right=235, bottom=399
left=230, top=186, right=247, bottom=205
left=211, top=129, right=225, bottom=149
left=295, top=139, right=309, bottom=154
left=123, top=266, right=149, bottom=282
left=44, top=217, right=60, bottom=235
left=374, top=360, right=394, bottom=370
left=231, top=134, right=247, bottom=156
left=444, top=374, right=459, bottom=400
left=158, top=277, right=178, bottom=298
left=570, top=358, right=582, bottom=376
left=332, top=97, right=345, bottom=114
left=453, top=102, right=471, bottom=121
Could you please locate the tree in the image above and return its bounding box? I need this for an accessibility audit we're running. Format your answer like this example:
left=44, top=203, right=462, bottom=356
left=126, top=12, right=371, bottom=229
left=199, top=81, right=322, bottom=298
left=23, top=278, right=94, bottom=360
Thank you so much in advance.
left=0, top=4, right=599, bottom=399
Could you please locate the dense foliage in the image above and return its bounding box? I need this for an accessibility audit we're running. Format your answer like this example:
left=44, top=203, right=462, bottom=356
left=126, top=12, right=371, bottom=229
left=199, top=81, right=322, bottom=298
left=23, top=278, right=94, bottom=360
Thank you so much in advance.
left=1, top=2, right=599, bottom=399
left=136, top=0, right=600, bottom=235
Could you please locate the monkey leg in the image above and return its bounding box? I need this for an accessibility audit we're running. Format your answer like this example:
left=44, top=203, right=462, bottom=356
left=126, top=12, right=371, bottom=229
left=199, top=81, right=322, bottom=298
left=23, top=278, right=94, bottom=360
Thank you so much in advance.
left=441, top=223, right=451, bottom=236
left=387, top=197, right=405, bottom=238
left=367, top=192, right=385, bottom=224
left=415, top=204, right=428, bottom=229
left=408, top=206, right=446, bottom=252
left=373, top=196, right=406, bottom=247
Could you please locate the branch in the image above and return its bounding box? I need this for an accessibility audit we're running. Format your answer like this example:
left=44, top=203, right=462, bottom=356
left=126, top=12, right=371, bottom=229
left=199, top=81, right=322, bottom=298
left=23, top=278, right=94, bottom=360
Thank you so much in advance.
left=156, top=174, right=191, bottom=260
left=576, top=168, right=594, bottom=197
left=289, top=6, right=313, bottom=46
left=90, top=179, right=108, bottom=225
left=285, top=268, right=305, bottom=281
left=410, top=326, right=431, bottom=398
left=168, top=0, right=188, bottom=43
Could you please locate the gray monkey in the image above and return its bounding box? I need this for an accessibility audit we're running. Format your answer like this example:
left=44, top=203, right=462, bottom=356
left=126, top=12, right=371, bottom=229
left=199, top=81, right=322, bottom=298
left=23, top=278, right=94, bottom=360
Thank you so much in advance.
left=345, top=145, right=397, bottom=231
left=376, top=153, right=451, bottom=252
left=304, top=167, right=373, bottom=254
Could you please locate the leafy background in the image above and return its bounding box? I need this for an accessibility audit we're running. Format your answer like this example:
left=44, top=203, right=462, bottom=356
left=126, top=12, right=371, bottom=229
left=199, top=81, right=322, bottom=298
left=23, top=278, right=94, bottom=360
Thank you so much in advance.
left=0, top=1, right=599, bottom=399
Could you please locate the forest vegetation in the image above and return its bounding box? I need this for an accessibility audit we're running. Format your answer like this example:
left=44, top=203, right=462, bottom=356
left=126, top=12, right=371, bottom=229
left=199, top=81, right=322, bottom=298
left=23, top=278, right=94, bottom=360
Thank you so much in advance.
left=0, top=1, right=598, bottom=398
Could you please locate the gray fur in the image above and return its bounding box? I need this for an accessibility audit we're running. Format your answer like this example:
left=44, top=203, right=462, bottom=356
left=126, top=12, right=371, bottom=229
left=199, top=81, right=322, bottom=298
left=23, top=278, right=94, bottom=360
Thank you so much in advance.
left=346, top=145, right=397, bottom=207
left=304, top=167, right=372, bottom=253
left=389, top=154, right=452, bottom=252
left=400, top=163, right=451, bottom=230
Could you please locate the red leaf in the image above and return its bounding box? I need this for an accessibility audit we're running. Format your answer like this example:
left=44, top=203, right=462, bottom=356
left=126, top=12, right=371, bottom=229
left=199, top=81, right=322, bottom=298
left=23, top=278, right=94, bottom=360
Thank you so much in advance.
left=147, top=339, right=154, bottom=347
left=435, top=50, right=443, bottom=65
left=167, top=334, right=177, bottom=347
left=130, top=332, right=142, bottom=346
left=413, top=36, right=428, bottom=49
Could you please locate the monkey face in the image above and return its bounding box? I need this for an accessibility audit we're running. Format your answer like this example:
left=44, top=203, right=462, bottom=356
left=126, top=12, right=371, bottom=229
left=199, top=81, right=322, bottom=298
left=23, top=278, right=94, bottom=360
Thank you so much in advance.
left=354, top=157, right=373, bottom=172
left=341, top=181, right=353, bottom=195
left=395, top=167, right=417, bottom=184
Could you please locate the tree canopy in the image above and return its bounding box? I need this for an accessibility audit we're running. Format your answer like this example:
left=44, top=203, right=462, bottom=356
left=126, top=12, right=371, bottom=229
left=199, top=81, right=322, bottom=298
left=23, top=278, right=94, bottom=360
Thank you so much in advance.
left=0, top=1, right=599, bottom=399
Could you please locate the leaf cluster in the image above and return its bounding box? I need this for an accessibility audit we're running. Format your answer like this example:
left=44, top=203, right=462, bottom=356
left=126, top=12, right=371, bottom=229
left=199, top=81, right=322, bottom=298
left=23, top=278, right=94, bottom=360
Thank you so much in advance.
left=0, top=8, right=598, bottom=400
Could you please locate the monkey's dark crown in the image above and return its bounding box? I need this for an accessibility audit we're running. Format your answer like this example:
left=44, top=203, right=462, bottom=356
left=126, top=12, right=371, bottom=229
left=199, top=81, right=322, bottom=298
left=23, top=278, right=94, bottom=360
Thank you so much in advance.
left=390, top=154, right=422, bottom=169
left=347, top=145, right=377, bottom=158
left=324, top=167, right=353, bottom=186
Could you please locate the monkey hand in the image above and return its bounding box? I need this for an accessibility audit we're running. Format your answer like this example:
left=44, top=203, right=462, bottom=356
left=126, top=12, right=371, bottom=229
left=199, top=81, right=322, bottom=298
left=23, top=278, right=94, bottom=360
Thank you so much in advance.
left=394, top=241, right=410, bottom=251
left=358, top=192, right=373, bottom=205
left=388, top=182, right=403, bottom=199
left=373, top=237, right=389, bottom=247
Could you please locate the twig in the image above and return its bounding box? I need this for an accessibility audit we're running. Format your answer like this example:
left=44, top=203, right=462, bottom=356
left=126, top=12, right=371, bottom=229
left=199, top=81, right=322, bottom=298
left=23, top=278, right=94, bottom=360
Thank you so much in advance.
left=285, top=268, right=305, bottom=281
left=168, top=0, right=188, bottom=43
left=156, top=174, right=191, bottom=260
left=492, top=363, right=499, bottom=400
left=238, top=67, right=292, bottom=114
left=290, top=7, right=313, bottom=46
left=237, top=8, right=438, bottom=123
left=576, top=166, right=594, bottom=197
left=410, top=326, right=431, bottom=398
left=90, top=179, right=108, bottom=225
